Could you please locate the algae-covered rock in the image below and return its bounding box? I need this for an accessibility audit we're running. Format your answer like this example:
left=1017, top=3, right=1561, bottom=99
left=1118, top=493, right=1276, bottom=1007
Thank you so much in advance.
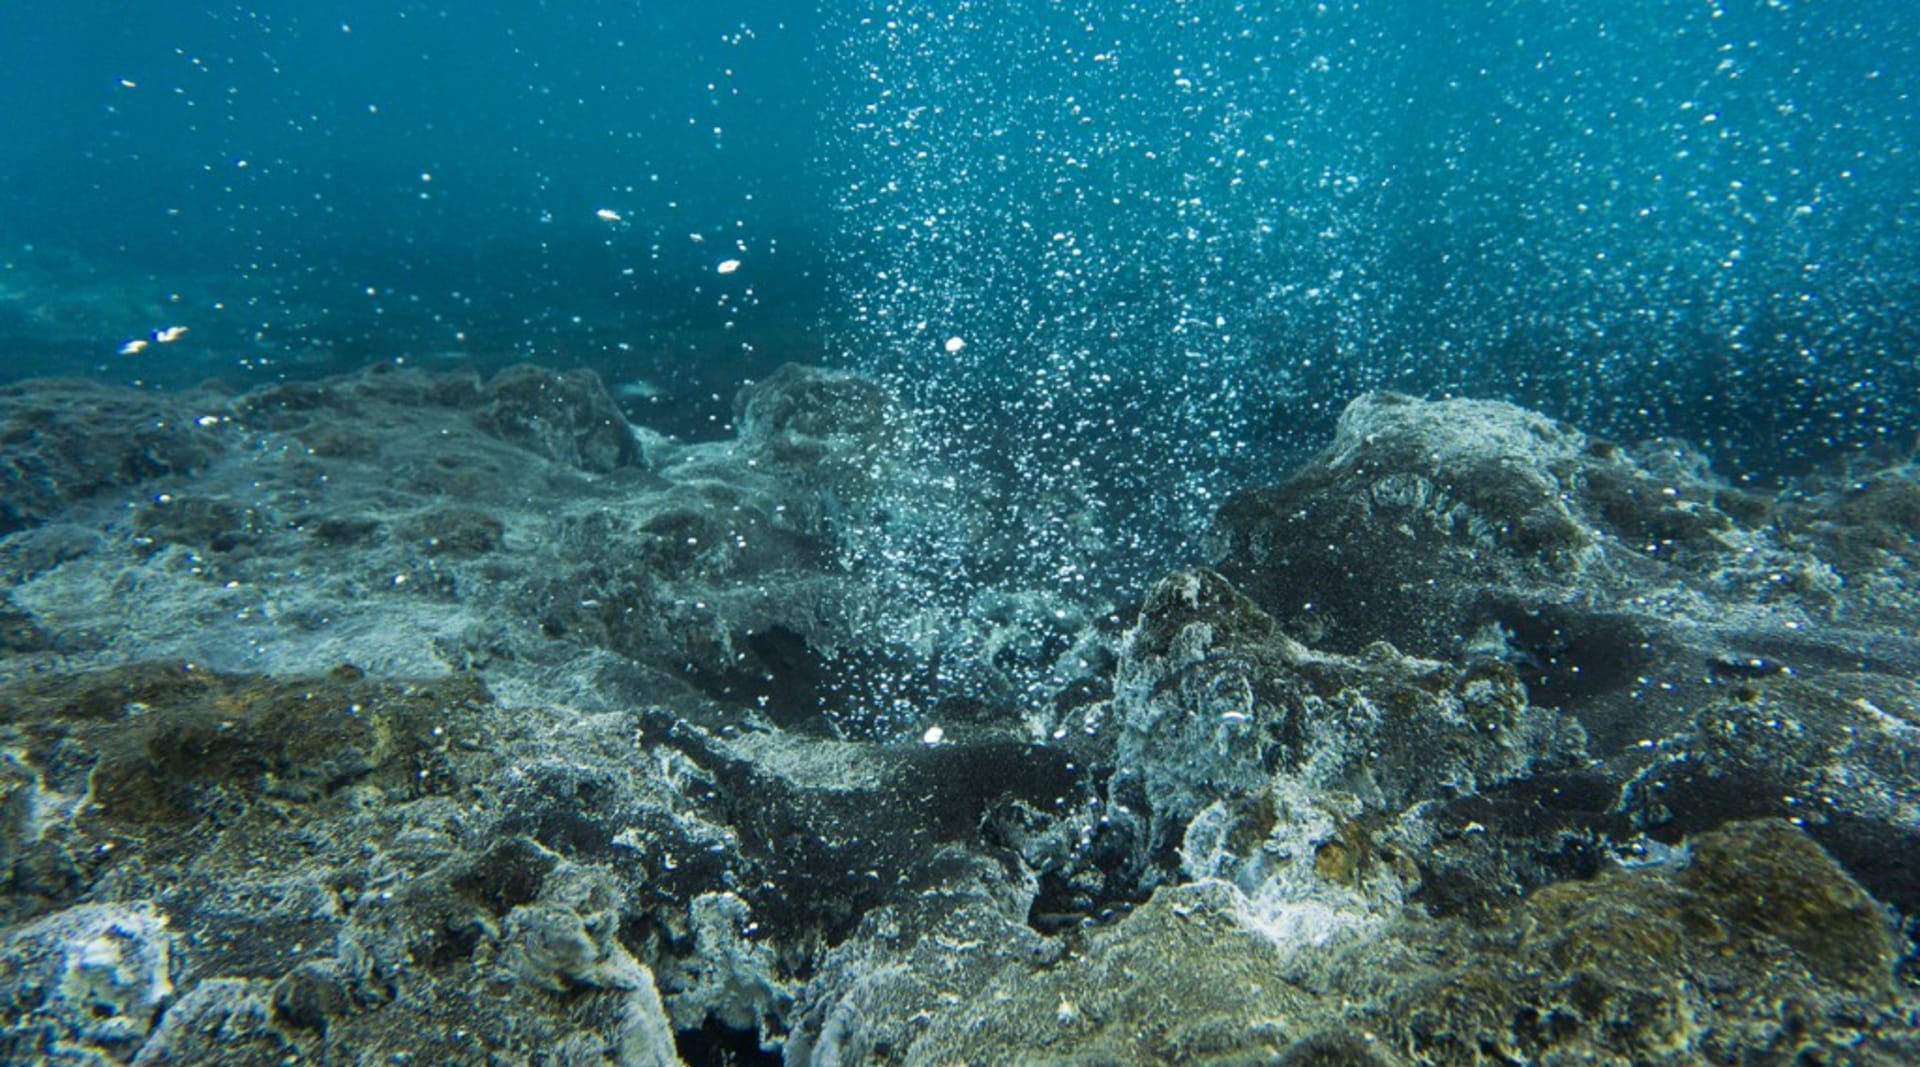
left=2, top=369, right=1916, bottom=1064
left=0, top=661, right=487, bottom=825
left=1354, top=819, right=1906, bottom=1065
left=1620, top=672, right=1920, bottom=912
left=846, top=821, right=1909, bottom=1066
left=1210, top=393, right=1870, bottom=752
left=0, top=658, right=700, bottom=1066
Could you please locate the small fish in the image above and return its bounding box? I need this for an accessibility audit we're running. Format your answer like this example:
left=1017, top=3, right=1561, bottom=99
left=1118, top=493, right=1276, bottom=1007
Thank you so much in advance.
left=1708, top=653, right=1790, bottom=680
left=118, top=325, right=189, bottom=356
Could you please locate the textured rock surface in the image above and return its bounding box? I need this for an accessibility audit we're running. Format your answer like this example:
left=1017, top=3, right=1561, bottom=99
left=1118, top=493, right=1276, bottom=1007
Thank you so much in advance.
left=1, top=370, right=1915, bottom=1064
left=1109, top=568, right=1582, bottom=833
left=793, top=820, right=1913, bottom=1065
left=0, top=380, right=228, bottom=537
left=0, top=903, right=174, bottom=1063
left=1212, top=392, right=1909, bottom=745
left=1212, top=391, right=1920, bottom=918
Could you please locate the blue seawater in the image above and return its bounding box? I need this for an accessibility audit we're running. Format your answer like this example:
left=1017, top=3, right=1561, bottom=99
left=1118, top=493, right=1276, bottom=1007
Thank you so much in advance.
left=3, top=0, right=1916, bottom=588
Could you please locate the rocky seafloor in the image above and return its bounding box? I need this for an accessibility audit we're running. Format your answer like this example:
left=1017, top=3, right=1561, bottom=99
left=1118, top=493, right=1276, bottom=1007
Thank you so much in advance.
left=1, top=361, right=1916, bottom=1065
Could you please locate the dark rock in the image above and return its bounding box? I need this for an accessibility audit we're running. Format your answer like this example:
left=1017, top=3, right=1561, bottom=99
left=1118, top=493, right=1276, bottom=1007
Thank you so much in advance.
left=0, top=753, right=30, bottom=884
left=734, top=363, right=899, bottom=490
left=0, top=379, right=228, bottom=536
left=396, top=505, right=505, bottom=557
left=132, top=494, right=270, bottom=556
left=478, top=364, right=640, bottom=473
left=299, top=513, right=381, bottom=546
left=1400, top=767, right=1625, bottom=922
left=0, top=606, right=53, bottom=653
left=1211, top=393, right=1906, bottom=757
left=270, top=960, right=352, bottom=1033
left=1620, top=672, right=1920, bottom=912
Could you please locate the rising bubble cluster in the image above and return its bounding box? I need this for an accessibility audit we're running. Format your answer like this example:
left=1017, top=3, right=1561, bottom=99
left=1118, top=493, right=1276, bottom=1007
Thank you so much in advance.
left=819, top=0, right=1920, bottom=610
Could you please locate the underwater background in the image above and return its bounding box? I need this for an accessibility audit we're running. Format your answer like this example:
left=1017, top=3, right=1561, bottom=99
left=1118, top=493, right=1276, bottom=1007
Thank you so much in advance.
left=6, top=5, right=1920, bottom=1064
left=6, top=0, right=1917, bottom=591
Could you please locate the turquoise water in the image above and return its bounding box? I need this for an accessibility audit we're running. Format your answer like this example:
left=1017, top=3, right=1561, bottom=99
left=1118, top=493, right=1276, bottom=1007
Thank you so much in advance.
left=4, top=0, right=1916, bottom=584
left=2, top=3, right=830, bottom=419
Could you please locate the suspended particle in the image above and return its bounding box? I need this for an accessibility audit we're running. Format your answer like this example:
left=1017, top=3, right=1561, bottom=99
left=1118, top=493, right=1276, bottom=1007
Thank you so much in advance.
left=717, top=259, right=743, bottom=274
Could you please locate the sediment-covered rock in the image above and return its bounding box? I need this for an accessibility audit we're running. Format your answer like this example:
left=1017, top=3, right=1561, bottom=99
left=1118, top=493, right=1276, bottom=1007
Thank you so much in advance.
left=0, top=370, right=1914, bottom=1064
left=0, top=380, right=228, bottom=537
left=807, top=820, right=1913, bottom=1065
left=0, top=902, right=174, bottom=1063
left=1211, top=392, right=1885, bottom=745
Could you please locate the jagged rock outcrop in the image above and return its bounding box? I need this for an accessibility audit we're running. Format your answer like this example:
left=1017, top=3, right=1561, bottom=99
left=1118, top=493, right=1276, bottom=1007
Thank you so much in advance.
left=1, top=372, right=1915, bottom=1064
left=1210, top=392, right=1900, bottom=743
left=0, top=380, right=229, bottom=537
left=1206, top=392, right=1920, bottom=921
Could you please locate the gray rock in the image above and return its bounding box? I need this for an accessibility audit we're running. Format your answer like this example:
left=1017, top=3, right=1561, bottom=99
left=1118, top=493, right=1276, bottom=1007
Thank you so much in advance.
left=131, top=978, right=287, bottom=1066
left=0, top=903, right=174, bottom=1063
left=1110, top=567, right=1584, bottom=845
left=0, top=380, right=228, bottom=536
left=1, top=369, right=1915, bottom=1064
left=1211, top=392, right=1913, bottom=755
left=477, top=364, right=641, bottom=473
left=735, top=363, right=898, bottom=480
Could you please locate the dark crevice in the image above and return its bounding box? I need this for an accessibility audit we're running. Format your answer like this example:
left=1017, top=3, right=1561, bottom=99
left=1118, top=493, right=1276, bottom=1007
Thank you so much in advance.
left=675, top=1020, right=782, bottom=1067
